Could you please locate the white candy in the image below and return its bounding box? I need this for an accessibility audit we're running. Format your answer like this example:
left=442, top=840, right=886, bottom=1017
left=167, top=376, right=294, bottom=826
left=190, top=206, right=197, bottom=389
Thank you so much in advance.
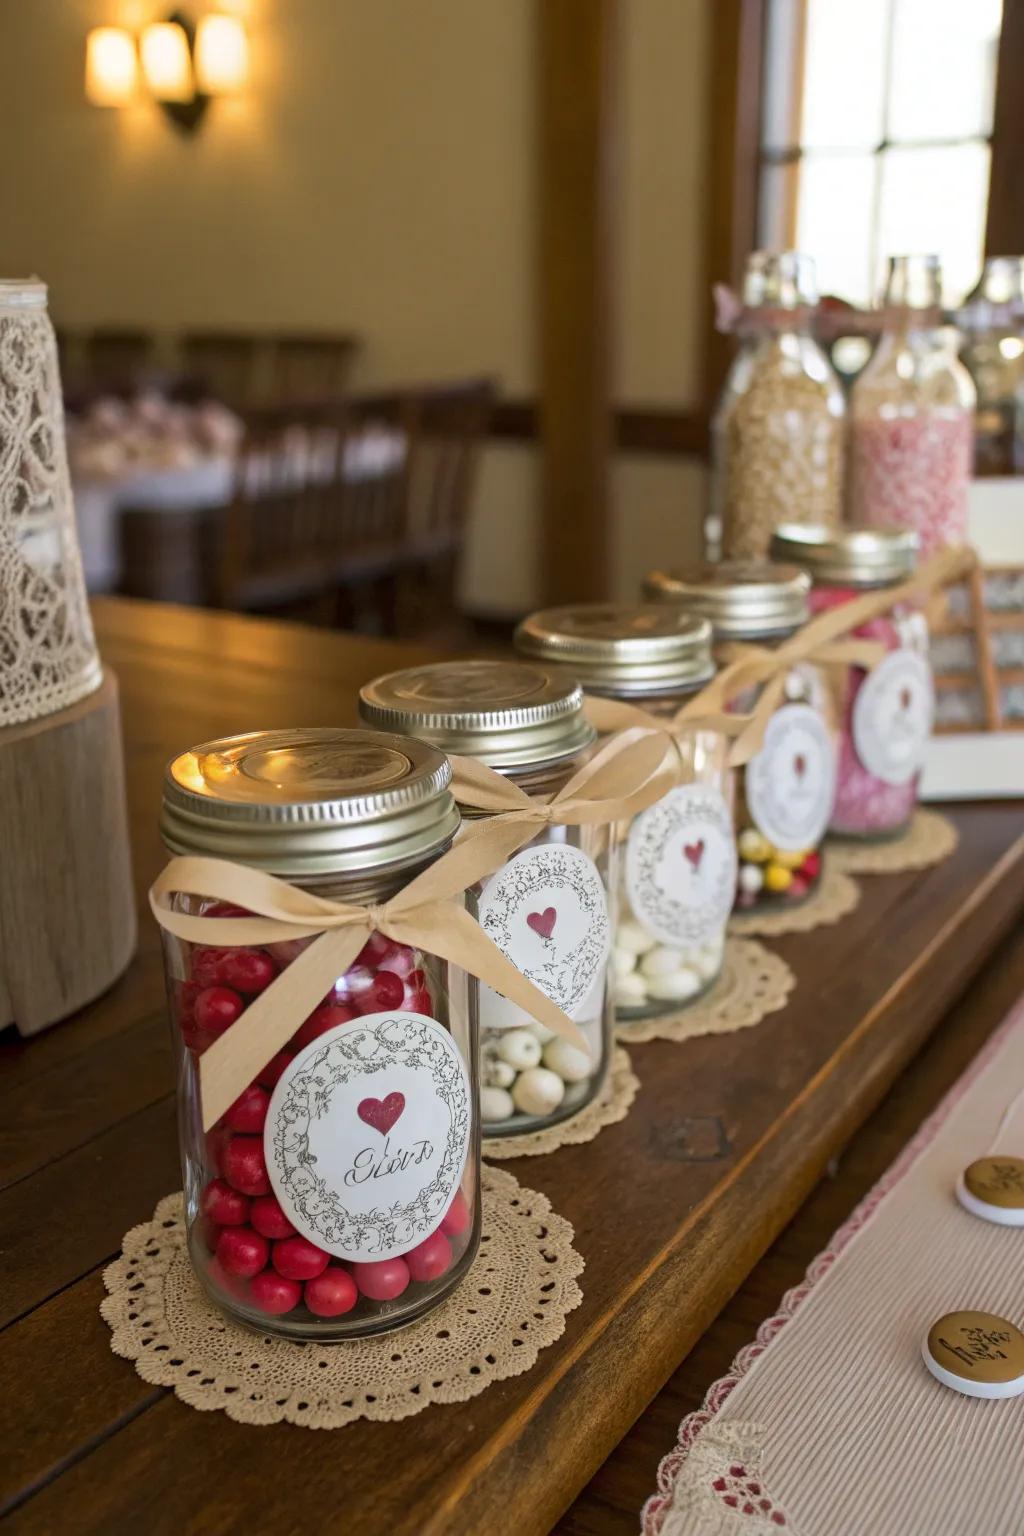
left=561, top=1079, right=590, bottom=1110
left=483, top=1056, right=516, bottom=1089
left=647, top=967, right=702, bottom=1001
left=512, top=1066, right=565, bottom=1117
left=526, top=1021, right=556, bottom=1044
left=617, top=919, right=657, bottom=956
left=739, top=863, right=764, bottom=894
left=542, top=1037, right=592, bottom=1084
left=496, top=1028, right=542, bottom=1070
left=481, top=1086, right=515, bottom=1121
left=640, top=945, right=686, bottom=979
left=612, top=946, right=637, bottom=979
left=614, top=972, right=647, bottom=1005
left=691, top=947, right=723, bottom=983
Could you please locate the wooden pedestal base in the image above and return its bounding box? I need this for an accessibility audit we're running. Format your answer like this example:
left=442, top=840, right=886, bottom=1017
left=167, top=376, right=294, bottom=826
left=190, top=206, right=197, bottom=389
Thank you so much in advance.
left=0, top=670, right=136, bottom=1035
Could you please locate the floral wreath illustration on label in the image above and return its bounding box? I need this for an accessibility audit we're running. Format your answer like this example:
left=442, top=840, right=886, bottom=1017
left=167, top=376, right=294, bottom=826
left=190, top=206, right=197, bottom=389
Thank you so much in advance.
left=745, top=701, right=837, bottom=852
left=852, top=647, right=933, bottom=786
left=478, top=842, right=611, bottom=1018
left=626, top=783, right=737, bottom=949
left=266, top=1012, right=470, bottom=1264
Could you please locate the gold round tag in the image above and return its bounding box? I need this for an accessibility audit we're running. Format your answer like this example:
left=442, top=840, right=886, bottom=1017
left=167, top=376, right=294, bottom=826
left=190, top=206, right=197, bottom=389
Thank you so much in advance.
left=923, top=1311, right=1024, bottom=1398
left=957, top=1156, right=1024, bottom=1226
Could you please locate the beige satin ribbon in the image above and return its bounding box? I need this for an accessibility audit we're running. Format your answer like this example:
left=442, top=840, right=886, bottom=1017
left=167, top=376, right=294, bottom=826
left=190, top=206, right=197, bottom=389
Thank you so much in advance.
left=150, top=819, right=589, bottom=1131
left=447, top=724, right=674, bottom=833
left=588, top=545, right=975, bottom=770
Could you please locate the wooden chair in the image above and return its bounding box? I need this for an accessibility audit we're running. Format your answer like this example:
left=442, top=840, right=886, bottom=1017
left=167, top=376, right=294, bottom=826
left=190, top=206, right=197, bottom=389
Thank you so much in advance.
left=271, top=333, right=360, bottom=409
left=180, top=332, right=262, bottom=411
left=80, top=327, right=155, bottom=394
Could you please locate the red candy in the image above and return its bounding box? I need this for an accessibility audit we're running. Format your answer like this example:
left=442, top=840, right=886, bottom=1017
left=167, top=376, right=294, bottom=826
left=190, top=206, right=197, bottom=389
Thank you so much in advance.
left=201, top=1177, right=250, bottom=1227
left=304, top=1266, right=358, bottom=1317
left=224, top=1083, right=271, bottom=1133
left=250, top=1194, right=297, bottom=1240
left=351, top=1257, right=410, bottom=1301
left=405, top=989, right=434, bottom=1016
left=192, top=946, right=276, bottom=995
left=405, top=1230, right=452, bottom=1283
left=257, top=1048, right=295, bottom=1090
left=293, top=1002, right=356, bottom=1050
left=337, top=964, right=373, bottom=1005
left=207, top=1255, right=251, bottom=1299
left=439, top=1189, right=470, bottom=1237
left=800, top=851, right=822, bottom=882
left=216, top=1225, right=270, bottom=1278
left=273, top=1236, right=330, bottom=1281
left=354, top=933, right=393, bottom=968
left=250, top=1270, right=302, bottom=1315
left=222, top=1135, right=271, bottom=1196
left=367, top=969, right=404, bottom=1011
left=204, top=901, right=250, bottom=918
left=193, top=985, right=244, bottom=1036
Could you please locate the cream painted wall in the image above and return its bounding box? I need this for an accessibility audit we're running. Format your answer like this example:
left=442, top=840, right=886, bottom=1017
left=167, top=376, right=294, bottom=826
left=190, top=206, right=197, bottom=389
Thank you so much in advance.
left=0, top=0, right=708, bottom=615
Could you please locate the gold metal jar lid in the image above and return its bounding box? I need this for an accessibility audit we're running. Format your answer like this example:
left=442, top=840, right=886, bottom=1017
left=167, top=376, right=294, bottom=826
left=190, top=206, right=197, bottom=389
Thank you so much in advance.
left=161, top=727, right=459, bottom=877
left=770, top=524, right=918, bottom=588
left=643, top=561, right=810, bottom=641
left=358, top=659, right=594, bottom=770
left=514, top=603, right=714, bottom=697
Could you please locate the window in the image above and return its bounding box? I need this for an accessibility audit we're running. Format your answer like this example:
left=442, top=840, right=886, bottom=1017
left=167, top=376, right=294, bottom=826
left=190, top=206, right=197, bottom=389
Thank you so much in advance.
left=758, top=0, right=1004, bottom=306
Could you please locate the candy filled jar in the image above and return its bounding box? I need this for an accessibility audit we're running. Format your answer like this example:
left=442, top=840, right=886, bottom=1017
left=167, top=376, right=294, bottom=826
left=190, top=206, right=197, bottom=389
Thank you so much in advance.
left=645, top=564, right=837, bottom=913
left=515, top=604, right=736, bottom=1018
left=710, top=250, right=845, bottom=561
left=360, top=660, right=613, bottom=1137
left=159, top=728, right=479, bottom=1339
left=848, top=254, right=975, bottom=555
left=771, top=525, right=932, bottom=840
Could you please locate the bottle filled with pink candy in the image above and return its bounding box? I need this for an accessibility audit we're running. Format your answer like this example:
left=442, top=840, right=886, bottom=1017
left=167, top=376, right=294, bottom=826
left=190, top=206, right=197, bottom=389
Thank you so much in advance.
left=848, top=254, right=975, bottom=557
left=771, top=525, right=933, bottom=841
left=158, top=727, right=480, bottom=1340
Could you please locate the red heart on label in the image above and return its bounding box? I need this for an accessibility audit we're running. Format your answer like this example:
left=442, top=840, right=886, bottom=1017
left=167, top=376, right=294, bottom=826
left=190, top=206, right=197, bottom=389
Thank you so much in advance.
left=683, top=839, right=705, bottom=871
left=357, top=1092, right=406, bottom=1136
left=527, top=906, right=557, bottom=939
left=900, top=687, right=912, bottom=710
left=793, top=753, right=807, bottom=778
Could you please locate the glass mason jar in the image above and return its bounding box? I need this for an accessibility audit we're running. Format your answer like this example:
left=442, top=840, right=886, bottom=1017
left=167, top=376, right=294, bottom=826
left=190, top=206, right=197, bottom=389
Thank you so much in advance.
left=957, top=256, right=1024, bottom=476
left=159, top=727, right=480, bottom=1339
left=515, top=604, right=735, bottom=1019
left=360, top=660, right=614, bottom=1138
left=771, top=525, right=932, bottom=841
left=849, top=255, right=975, bottom=556
left=709, top=251, right=845, bottom=562
left=645, top=564, right=837, bottom=914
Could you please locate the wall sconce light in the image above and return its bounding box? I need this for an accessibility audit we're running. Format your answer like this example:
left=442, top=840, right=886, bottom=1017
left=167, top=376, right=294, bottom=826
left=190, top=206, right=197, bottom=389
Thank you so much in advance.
left=85, top=10, right=249, bottom=134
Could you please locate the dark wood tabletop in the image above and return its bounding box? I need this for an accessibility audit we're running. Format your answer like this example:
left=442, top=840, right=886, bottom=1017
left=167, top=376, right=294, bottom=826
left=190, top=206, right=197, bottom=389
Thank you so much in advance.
left=2, top=598, right=1023, bottom=1536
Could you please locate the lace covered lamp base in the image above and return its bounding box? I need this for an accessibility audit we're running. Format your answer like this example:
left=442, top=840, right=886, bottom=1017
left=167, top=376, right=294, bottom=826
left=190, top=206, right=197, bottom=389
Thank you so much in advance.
left=101, top=1165, right=584, bottom=1430
left=616, top=938, right=794, bottom=1046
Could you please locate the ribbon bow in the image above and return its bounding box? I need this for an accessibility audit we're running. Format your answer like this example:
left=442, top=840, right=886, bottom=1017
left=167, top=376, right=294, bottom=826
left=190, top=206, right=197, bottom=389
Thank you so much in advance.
left=448, top=725, right=673, bottom=837
left=151, top=820, right=587, bottom=1131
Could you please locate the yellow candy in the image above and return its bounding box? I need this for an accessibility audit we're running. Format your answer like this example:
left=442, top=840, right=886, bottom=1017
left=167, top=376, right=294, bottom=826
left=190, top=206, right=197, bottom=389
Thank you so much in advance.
left=738, top=829, right=771, bottom=863
left=773, top=848, right=809, bottom=870
left=764, top=863, right=793, bottom=893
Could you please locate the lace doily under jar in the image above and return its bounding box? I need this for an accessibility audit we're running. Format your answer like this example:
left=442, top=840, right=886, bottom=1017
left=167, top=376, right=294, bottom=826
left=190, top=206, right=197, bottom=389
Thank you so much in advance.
left=0, top=280, right=101, bottom=727
left=484, top=1044, right=638, bottom=1159
left=615, top=938, right=794, bottom=1046
left=728, top=862, right=859, bottom=938
left=101, top=1165, right=583, bottom=1430
left=827, top=809, right=957, bottom=875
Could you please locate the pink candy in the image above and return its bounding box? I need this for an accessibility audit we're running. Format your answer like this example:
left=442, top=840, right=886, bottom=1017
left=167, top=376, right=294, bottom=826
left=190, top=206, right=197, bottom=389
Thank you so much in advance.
left=849, top=412, right=972, bottom=557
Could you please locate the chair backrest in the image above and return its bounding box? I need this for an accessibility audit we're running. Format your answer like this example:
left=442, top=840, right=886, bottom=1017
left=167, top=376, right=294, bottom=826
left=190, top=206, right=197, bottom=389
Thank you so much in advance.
left=181, top=332, right=262, bottom=411
left=82, top=327, right=155, bottom=394
left=271, top=334, right=360, bottom=409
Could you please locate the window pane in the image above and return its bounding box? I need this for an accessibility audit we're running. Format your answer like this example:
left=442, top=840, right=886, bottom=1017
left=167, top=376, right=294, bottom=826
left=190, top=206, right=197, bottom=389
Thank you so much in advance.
left=877, top=142, right=991, bottom=303
left=800, top=0, right=890, bottom=150
left=888, top=0, right=1002, bottom=142
left=794, top=153, right=878, bottom=304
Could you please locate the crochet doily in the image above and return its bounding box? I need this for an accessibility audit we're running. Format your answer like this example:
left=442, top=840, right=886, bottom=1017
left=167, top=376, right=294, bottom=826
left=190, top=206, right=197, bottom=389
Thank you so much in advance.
left=483, top=1044, right=639, bottom=1159
left=728, top=861, right=859, bottom=937
left=827, top=809, right=958, bottom=875
left=615, top=937, right=794, bottom=1046
left=0, top=283, right=101, bottom=726
left=101, top=1165, right=583, bottom=1430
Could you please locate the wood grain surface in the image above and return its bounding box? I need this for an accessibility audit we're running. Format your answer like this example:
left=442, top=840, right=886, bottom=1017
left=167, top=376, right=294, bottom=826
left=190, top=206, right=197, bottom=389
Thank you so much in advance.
left=1, top=597, right=1022, bottom=1536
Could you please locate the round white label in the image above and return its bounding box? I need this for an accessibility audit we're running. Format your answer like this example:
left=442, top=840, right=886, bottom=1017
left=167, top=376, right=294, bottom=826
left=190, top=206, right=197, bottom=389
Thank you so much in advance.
left=478, top=841, right=610, bottom=1030
left=745, top=702, right=836, bottom=852
left=852, top=648, right=933, bottom=785
left=264, top=1011, right=470, bottom=1263
left=625, top=784, right=737, bottom=949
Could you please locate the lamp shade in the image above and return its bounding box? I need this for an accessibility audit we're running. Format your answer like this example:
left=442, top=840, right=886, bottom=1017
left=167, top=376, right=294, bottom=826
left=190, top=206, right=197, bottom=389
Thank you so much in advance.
left=195, top=14, right=249, bottom=94
left=85, top=27, right=138, bottom=107
left=140, top=21, right=193, bottom=102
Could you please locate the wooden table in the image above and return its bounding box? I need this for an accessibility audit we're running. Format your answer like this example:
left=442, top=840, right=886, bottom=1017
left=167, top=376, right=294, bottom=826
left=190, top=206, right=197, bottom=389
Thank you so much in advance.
left=2, top=598, right=1023, bottom=1536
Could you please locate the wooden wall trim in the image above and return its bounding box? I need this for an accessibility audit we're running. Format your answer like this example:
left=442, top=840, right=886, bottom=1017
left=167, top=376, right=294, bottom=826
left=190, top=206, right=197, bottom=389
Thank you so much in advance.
left=986, top=0, right=1024, bottom=255
left=489, top=399, right=710, bottom=459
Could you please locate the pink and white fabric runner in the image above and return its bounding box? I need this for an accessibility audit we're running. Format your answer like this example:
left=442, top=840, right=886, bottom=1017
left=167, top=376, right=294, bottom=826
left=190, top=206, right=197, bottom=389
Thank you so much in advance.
left=643, top=996, right=1024, bottom=1536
